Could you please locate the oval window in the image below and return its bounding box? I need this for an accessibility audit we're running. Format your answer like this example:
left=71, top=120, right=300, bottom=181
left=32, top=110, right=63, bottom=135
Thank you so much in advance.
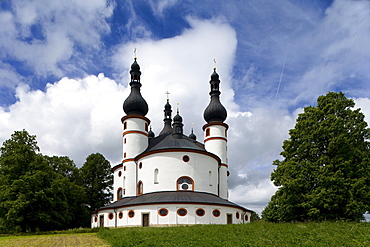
left=158, top=208, right=168, bottom=217
left=128, top=210, right=135, bottom=218
left=177, top=208, right=187, bottom=216
left=212, top=209, right=221, bottom=217
left=108, top=213, right=114, bottom=220
left=236, top=212, right=240, bottom=219
left=118, top=212, right=123, bottom=219
left=196, top=208, right=205, bottom=217
left=182, top=155, right=190, bottom=162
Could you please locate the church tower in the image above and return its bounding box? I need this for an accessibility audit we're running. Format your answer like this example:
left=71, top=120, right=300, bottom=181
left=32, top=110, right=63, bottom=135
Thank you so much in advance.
left=203, top=68, right=229, bottom=199
left=120, top=57, right=150, bottom=197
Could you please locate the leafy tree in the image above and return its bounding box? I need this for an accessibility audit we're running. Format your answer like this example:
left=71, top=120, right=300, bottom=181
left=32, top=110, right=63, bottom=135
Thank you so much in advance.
left=81, top=153, right=113, bottom=211
left=262, top=92, right=370, bottom=222
left=0, top=130, right=90, bottom=232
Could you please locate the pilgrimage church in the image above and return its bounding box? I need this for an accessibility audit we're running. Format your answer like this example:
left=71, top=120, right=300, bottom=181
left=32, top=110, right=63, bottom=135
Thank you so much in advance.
left=91, top=57, right=253, bottom=227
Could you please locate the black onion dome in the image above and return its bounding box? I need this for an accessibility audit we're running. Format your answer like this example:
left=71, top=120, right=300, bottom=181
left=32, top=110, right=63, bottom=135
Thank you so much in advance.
left=159, top=99, right=173, bottom=135
left=173, top=110, right=183, bottom=123
left=123, top=58, right=148, bottom=116
left=189, top=129, right=196, bottom=140
left=172, top=109, right=184, bottom=138
left=203, top=68, right=227, bottom=123
left=148, top=127, right=155, bottom=138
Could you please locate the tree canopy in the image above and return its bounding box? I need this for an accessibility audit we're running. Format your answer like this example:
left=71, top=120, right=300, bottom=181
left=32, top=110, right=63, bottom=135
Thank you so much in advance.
left=262, top=92, right=370, bottom=222
left=81, top=153, right=113, bottom=211
left=0, top=130, right=112, bottom=232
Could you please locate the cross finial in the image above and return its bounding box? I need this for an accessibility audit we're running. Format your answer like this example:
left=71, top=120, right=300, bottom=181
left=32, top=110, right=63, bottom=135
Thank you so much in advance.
left=213, top=59, right=217, bottom=70
left=134, top=48, right=137, bottom=58
left=165, top=91, right=170, bottom=100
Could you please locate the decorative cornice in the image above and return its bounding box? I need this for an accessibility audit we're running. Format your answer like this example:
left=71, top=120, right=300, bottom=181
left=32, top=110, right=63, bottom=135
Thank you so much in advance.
left=202, top=122, right=229, bottom=131
left=122, top=130, right=148, bottom=137
left=121, top=115, right=151, bottom=124
left=135, top=148, right=221, bottom=165
left=204, top=136, right=227, bottom=143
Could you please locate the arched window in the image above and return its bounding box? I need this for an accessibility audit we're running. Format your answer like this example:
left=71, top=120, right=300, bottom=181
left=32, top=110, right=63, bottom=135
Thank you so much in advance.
left=144, top=123, right=148, bottom=131
left=209, top=171, right=212, bottom=186
left=177, top=176, right=194, bottom=191
left=124, top=121, right=127, bottom=130
left=117, top=188, right=123, bottom=200
left=154, top=169, right=159, bottom=184
left=137, top=181, right=143, bottom=195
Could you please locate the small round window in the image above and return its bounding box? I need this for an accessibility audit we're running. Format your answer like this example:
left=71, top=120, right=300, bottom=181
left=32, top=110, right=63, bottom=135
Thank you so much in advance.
left=212, top=209, right=221, bottom=217
left=128, top=210, right=135, bottom=218
left=236, top=212, right=240, bottom=219
left=177, top=208, right=187, bottom=216
left=108, top=213, right=114, bottom=220
left=196, top=208, right=205, bottom=217
left=118, top=212, right=123, bottom=219
left=158, top=208, right=168, bottom=217
left=182, top=155, right=190, bottom=162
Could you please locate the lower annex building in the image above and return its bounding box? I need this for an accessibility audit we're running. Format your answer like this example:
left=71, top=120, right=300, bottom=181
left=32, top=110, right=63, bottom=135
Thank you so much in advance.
left=91, top=57, right=253, bottom=227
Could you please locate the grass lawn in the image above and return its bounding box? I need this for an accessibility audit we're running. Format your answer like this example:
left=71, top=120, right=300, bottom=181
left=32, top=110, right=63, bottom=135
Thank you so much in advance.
left=0, top=222, right=369, bottom=246
left=97, top=222, right=370, bottom=247
left=0, top=233, right=109, bottom=247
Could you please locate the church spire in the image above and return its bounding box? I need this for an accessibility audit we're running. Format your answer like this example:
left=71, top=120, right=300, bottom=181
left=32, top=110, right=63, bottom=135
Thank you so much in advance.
left=172, top=108, right=184, bottom=138
left=203, top=68, right=227, bottom=123
left=123, top=57, right=149, bottom=116
left=159, top=98, right=173, bottom=135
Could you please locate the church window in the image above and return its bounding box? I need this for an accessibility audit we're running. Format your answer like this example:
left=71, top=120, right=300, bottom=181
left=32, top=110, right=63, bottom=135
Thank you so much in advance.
left=158, top=208, right=168, bottom=216
left=154, top=169, right=159, bottom=184
left=182, top=155, right=190, bottom=162
left=225, top=129, right=227, bottom=137
left=118, top=171, right=122, bottom=177
left=94, top=216, right=98, bottom=222
left=128, top=210, right=135, bottom=218
left=245, top=214, right=249, bottom=221
left=206, top=128, right=210, bottom=137
left=212, top=209, right=221, bottom=217
left=236, top=212, right=240, bottom=219
left=124, top=122, right=127, bottom=130
left=117, top=188, right=123, bottom=200
left=124, top=138, right=126, bottom=144
left=108, top=213, right=114, bottom=220
left=145, top=123, right=148, bottom=131
left=209, top=171, right=212, bottom=186
left=139, top=162, right=142, bottom=169
left=118, top=211, right=123, bottom=219
left=196, top=208, right=205, bottom=217
left=177, top=208, right=187, bottom=216
left=177, top=176, right=194, bottom=191
left=124, top=152, right=126, bottom=158
left=124, top=166, right=126, bottom=171
left=137, top=181, right=143, bottom=195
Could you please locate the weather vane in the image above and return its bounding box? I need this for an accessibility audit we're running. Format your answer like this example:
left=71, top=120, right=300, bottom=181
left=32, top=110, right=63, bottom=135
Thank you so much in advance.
left=134, top=48, right=137, bottom=58
left=213, top=59, right=217, bottom=69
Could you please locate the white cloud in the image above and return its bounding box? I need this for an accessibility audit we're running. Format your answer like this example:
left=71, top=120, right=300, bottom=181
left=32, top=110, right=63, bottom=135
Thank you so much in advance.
left=0, top=0, right=114, bottom=77
left=0, top=74, right=126, bottom=166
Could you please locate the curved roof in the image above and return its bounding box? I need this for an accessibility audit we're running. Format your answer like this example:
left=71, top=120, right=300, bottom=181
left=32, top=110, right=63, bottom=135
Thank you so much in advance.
left=144, top=133, right=205, bottom=153
left=98, top=191, right=253, bottom=212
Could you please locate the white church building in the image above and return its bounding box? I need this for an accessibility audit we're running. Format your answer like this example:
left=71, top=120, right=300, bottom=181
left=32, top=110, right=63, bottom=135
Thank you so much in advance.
left=91, top=58, right=253, bottom=228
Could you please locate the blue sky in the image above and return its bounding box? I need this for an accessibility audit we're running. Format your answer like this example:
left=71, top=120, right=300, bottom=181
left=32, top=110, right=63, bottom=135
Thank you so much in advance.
left=1, top=0, right=370, bottom=215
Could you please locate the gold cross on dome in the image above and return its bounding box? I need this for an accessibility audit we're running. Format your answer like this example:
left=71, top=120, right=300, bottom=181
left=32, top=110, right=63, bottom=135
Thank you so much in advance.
left=165, top=91, right=170, bottom=100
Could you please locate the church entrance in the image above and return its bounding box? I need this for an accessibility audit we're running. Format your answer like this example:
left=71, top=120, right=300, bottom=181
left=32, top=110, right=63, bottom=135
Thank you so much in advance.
left=99, top=215, right=104, bottom=227
left=227, top=214, right=232, bottom=224
left=142, top=213, right=149, bottom=227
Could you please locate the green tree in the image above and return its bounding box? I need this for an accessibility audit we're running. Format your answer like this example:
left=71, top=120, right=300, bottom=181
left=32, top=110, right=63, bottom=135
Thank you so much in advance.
left=0, top=130, right=90, bottom=232
left=262, top=92, right=370, bottom=222
left=81, top=153, right=113, bottom=211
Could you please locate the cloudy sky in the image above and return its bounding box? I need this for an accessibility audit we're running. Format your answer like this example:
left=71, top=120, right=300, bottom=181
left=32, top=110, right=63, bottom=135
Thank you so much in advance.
left=1, top=0, right=370, bottom=215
